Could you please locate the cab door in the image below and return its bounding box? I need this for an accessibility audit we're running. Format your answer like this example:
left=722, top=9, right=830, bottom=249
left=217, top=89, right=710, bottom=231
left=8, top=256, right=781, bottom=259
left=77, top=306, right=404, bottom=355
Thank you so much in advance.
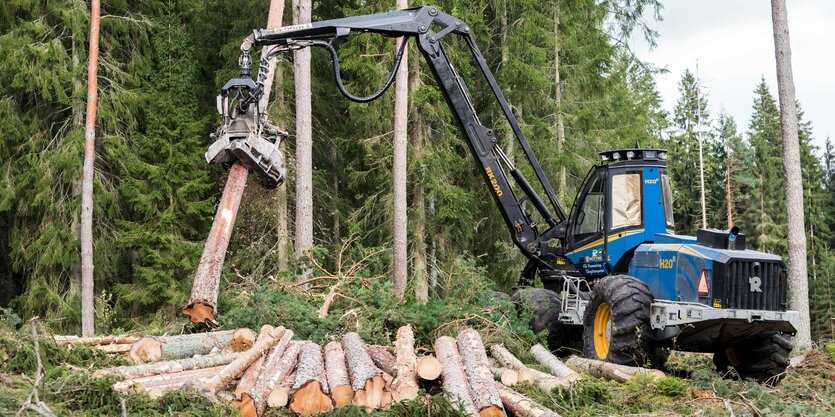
left=566, top=169, right=608, bottom=276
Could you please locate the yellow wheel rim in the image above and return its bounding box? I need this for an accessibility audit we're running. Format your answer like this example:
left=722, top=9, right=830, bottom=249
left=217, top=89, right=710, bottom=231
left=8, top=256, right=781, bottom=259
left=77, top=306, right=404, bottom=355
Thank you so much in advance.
left=593, top=303, right=612, bottom=359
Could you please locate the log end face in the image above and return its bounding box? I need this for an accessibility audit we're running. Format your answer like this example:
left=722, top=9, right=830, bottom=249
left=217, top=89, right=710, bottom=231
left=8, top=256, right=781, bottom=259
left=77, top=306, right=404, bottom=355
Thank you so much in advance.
left=232, top=393, right=257, bottom=417
left=181, top=302, right=216, bottom=324
left=397, top=385, right=419, bottom=401
left=290, top=381, right=334, bottom=415
left=416, top=355, right=442, bottom=380
left=479, top=406, right=506, bottom=417
left=230, top=328, right=257, bottom=352
left=332, top=385, right=353, bottom=408
left=128, top=337, right=162, bottom=364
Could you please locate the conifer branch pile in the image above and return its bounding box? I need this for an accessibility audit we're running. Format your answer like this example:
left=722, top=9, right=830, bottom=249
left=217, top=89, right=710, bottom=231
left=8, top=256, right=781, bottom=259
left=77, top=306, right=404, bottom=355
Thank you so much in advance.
left=60, top=325, right=666, bottom=416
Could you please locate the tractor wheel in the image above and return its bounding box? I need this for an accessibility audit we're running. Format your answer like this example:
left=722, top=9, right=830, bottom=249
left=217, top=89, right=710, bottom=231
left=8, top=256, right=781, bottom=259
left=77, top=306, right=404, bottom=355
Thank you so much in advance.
left=582, top=275, right=661, bottom=367
left=713, top=332, right=792, bottom=385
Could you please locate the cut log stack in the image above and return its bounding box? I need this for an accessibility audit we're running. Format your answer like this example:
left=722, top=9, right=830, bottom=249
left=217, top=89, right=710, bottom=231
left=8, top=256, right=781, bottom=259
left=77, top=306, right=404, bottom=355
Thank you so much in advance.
left=82, top=325, right=666, bottom=417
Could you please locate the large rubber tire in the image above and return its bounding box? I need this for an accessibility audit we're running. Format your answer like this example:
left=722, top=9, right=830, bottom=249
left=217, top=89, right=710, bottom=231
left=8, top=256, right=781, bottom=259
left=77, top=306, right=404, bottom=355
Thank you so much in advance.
left=713, top=332, right=792, bottom=385
left=582, top=275, right=661, bottom=367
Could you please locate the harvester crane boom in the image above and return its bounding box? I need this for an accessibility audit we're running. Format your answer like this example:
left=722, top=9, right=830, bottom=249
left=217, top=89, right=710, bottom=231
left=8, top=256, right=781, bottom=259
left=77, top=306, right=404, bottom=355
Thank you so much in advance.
left=239, top=6, right=569, bottom=281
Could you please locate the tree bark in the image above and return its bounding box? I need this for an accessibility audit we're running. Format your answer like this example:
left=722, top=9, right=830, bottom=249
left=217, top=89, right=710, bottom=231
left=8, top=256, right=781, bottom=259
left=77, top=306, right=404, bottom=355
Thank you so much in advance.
left=565, top=356, right=664, bottom=382
left=182, top=162, right=248, bottom=323
left=392, top=0, right=409, bottom=298
left=487, top=358, right=518, bottom=386
left=391, top=325, right=419, bottom=400
left=456, top=329, right=505, bottom=417
left=495, top=384, right=562, bottom=417
left=55, top=335, right=139, bottom=346
left=289, top=342, right=334, bottom=415
left=245, top=340, right=301, bottom=417
left=342, top=332, right=384, bottom=409
left=435, top=336, right=478, bottom=417
left=235, top=355, right=266, bottom=398
left=488, top=344, right=535, bottom=383
left=293, top=0, right=314, bottom=283
left=529, top=344, right=579, bottom=382
left=365, top=344, right=397, bottom=377
left=128, top=329, right=245, bottom=364
left=416, top=354, right=442, bottom=381
left=204, top=326, right=285, bottom=394
left=409, top=43, right=428, bottom=303
left=324, top=341, right=352, bottom=407
left=771, top=0, right=811, bottom=349
left=80, top=0, right=102, bottom=337
left=553, top=2, right=566, bottom=199
left=113, top=365, right=225, bottom=394
left=95, top=344, right=132, bottom=354
left=96, top=352, right=241, bottom=379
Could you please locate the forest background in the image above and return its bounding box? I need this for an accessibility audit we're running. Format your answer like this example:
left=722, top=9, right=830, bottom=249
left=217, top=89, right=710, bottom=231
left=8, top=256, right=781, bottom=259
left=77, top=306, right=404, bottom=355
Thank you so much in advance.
left=0, top=0, right=833, bottom=343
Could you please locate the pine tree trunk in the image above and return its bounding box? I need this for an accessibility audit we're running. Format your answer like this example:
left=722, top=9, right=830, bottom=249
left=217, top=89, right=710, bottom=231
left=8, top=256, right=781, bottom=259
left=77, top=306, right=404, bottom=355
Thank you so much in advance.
left=128, top=329, right=245, bottom=364
left=529, top=344, right=579, bottom=382
left=183, top=162, right=248, bottom=324
left=235, top=355, right=266, bottom=398
left=553, top=2, right=566, bottom=200
left=95, top=352, right=241, bottom=379
left=392, top=0, right=410, bottom=299
left=205, top=326, right=286, bottom=394
left=771, top=0, right=811, bottom=349
left=290, top=342, right=334, bottom=415
left=456, top=329, right=505, bottom=417
left=409, top=42, right=428, bottom=303
left=244, top=339, right=301, bottom=417
left=565, top=356, right=665, bottom=382
left=495, top=384, right=562, bottom=417
left=55, top=335, right=139, bottom=346
left=487, top=358, right=518, bottom=386
left=365, top=344, right=397, bottom=377
left=391, top=325, right=419, bottom=400
left=324, top=341, right=352, bottom=407
left=80, top=0, right=102, bottom=337
left=342, top=332, right=384, bottom=409
left=434, top=336, right=478, bottom=417
left=293, top=0, right=314, bottom=283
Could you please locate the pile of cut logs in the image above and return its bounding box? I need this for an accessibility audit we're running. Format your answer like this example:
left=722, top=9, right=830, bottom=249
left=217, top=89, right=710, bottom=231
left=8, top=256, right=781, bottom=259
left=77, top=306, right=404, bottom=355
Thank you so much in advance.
left=56, top=326, right=666, bottom=417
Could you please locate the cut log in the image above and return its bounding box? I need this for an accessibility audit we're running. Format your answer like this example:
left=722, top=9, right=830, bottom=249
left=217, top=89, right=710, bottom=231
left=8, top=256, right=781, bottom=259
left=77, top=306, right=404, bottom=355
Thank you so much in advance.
left=229, top=328, right=258, bottom=353
left=489, top=344, right=535, bottom=383
left=342, top=332, right=384, bottom=409
left=289, top=342, right=334, bottom=415
left=246, top=339, right=301, bottom=417
left=113, top=365, right=225, bottom=396
left=488, top=358, right=519, bottom=387
left=267, top=371, right=295, bottom=409
left=530, top=344, right=579, bottom=382
left=95, top=352, right=241, bottom=379
left=495, top=383, right=562, bottom=417
left=204, top=325, right=284, bottom=394
left=366, top=344, right=398, bottom=377
left=416, top=354, right=442, bottom=381
left=55, top=335, right=140, bottom=346
left=96, top=343, right=132, bottom=354
left=391, top=325, right=420, bottom=401
left=526, top=367, right=569, bottom=392
left=435, top=336, right=478, bottom=417
left=324, top=341, right=352, bottom=407
left=456, top=329, right=505, bottom=417
left=128, top=329, right=240, bottom=364
left=234, top=355, right=266, bottom=398
left=565, top=356, right=665, bottom=382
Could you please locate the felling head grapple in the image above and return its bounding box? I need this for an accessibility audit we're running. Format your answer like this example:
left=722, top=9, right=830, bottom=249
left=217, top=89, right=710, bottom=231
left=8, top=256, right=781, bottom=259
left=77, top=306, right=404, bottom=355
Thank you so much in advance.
left=205, top=52, right=287, bottom=188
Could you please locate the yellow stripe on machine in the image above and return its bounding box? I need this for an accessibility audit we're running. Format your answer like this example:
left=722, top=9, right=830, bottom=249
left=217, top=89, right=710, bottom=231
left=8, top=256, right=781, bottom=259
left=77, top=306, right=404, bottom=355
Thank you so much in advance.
left=567, top=229, right=645, bottom=255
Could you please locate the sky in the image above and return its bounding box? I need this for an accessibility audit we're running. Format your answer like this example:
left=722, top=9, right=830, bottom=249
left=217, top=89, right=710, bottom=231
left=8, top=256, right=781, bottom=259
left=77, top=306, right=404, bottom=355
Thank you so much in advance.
left=629, top=0, right=835, bottom=152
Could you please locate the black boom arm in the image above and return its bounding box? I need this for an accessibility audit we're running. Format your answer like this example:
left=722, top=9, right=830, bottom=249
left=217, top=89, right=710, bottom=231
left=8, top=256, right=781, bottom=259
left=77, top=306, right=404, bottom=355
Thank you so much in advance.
left=242, top=6, right=570, bottom=280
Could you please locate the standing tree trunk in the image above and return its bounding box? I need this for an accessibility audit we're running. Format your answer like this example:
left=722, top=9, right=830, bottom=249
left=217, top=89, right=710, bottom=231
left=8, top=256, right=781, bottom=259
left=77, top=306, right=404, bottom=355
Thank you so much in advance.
left=553, top=2, right=567, bottom=200
left=293, top=0, right=314, bottom=283
left=409, top=42, right=428, bottom=303
left=392, top=0, right=409, bottom=299
left=80, top=0, right=102, bottom=336
left=771, top=0, right=811, bottom=349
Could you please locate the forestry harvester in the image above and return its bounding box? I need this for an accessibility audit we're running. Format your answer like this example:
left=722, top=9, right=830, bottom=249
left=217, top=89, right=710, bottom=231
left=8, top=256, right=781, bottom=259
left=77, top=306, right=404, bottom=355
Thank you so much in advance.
left=207, top=6, right=798, bottom=383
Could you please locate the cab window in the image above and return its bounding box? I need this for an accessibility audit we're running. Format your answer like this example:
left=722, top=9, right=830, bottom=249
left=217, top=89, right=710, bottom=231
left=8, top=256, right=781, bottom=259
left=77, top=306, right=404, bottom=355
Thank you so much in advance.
left=661, top=173, right=674, bottom=228
left=574, top=176, right=604, bottom=240
left=610, top=173, right=642, bottom=230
